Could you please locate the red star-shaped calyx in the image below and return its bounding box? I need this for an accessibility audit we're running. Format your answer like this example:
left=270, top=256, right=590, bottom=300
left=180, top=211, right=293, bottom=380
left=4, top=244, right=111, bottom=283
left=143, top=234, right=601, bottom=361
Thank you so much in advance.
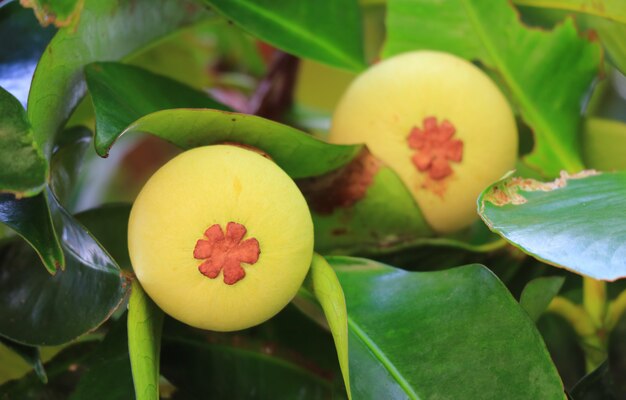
left=193, top=222, right=260, bottom=285
left=407, top=116, right=464, bottom=180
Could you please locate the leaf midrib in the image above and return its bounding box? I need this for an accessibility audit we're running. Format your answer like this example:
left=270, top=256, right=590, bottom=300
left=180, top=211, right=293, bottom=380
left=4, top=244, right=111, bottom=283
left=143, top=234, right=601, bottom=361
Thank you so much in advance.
left=205, top=0, right=363, bottom=70
left=347, top=316, right=420, bottom=399
left=460, top=0, right=583, bottom=172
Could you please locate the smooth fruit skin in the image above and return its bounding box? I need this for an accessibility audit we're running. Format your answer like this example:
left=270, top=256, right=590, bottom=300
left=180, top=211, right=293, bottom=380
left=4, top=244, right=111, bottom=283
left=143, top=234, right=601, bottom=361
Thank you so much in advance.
left=329, top=51, right=518, bottom=233
left=128, top=145, right=314, bottom=331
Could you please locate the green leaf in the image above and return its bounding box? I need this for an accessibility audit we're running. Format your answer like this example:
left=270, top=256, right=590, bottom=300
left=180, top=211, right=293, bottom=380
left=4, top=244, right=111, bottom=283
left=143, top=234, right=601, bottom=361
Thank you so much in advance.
left=200, top=0, right=365, bottom=71
left=104, top=109, right=362, bottom=179
left=0, top=86, right=47, bottom=196
left=75, top=204, right=132, bottom=271
left=0, top=341, right=97, bottom=398
left=128, top=280, right=164, bottom=400
left=570, top=362, right=619, bottom=399
left=84, top=62, right=230, bottom=157
left=27, top=0, right=209, bottom=157
left=512, top=0, right=626, bottom=25
left=537, top=313, right=586, bottom=390
left=49, top=126, right=92, bottom=209
left=161, top=330, right=342, bottom=399
left=0, top=124, right=93, bottom=274
left=0, top=193, right=130, bottom=345
left=300, top=254, right=351, bottom=399
left=0, top=2, right=56, bottom=106
left=607, top=310, right=626, bottom=396
left=69, top=317, right=135, bottom=400
left=20, top=0, right=83, bottom=27
left=301, top=159, right=433, bottom=254
left=514, top=0, right=626, bottom=75
left=384, top=0, right=600, bottom=176
left=0, top=191, right=62, bottom=274
left=592, top=19, right=626, bottom=74
left=478, top=171, right=626, bottom=280
left=0, top=337, right=46, bottom=384
left=582, top=118, right=626, bottom=171
left=520, top=276, right=566, bottom=321
left=327, top=256, right=564, bottom=399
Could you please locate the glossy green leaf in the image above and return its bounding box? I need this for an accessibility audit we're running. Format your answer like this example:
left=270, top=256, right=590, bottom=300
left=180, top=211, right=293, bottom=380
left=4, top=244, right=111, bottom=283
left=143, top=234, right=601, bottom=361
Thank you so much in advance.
left=582, top=118, right=626, bottom=171
left=0, top=86, right=47, bottom=196
left=201, top=0, right=365, bottom=71
left=513, top=0, right=626, bottom=23
left=109, top=109, right=362, bottom=179
left=479, top=171, right=626, bottom=280
left=521, top=276, right=566, bottom=321
left=0, top=193, right=130, bottom=345
left=0, top=337, right=46, bottom=384
left=20, top=0, right=83, bottom=27
left=128, top=280, right=164, bottom=400
left=0, top=191, right=62, bottom=274
left=302, top=162, right=433, bottom=255
left=327, top=256, right=565, bottom=399
left=0, top=2, right=56, bottom=106
left=300, top=254, right=351, bottom=399
left=84, top=62, right=229, bottom=156
left=27, top=0, right=208, bottom=157
left=384, top=0, right=600, bottom=176
left=75, top=204, right=131, bottom=270
left=49, top=126, right=91, bottom=209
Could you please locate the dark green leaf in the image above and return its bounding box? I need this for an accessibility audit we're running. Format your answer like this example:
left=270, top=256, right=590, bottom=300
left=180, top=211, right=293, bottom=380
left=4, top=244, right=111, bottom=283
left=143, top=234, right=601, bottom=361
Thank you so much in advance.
left=582, top=118, right=626, bottom=171
left=49, top=126, right=91, bottom=209
left=128, top=280, right=164, bottom=400
left=328, top=256, right=564, bottom=399
left=104, top=109, right=362, bottom=179
left=608, top=309, right=626, bottom=396
left=0, top=86, right=47, bottom=196
left=162, top=334, right=341, bottom=399
left=537, top=313, right=586, bottom=390
left=521, top=276, right=566, bottom=321
left=0, top=191, right=62, bottom=274
left=570, top=362, right=618, bottom=399
left=84, top=62, right=230, bottom=157
left=20, top=0, right=82, bottom=27
left=0, top=341, right=97, bottom=399
left=69, top=317, right=134, bottom=400
left=0, top=337, right=46, bottom=384
left=479, top=171, right=626, bottom=280
left=75, top=204, right=131, bottom=271
left=27, top=0, right=209, bottom=157
left=201, top=0, right=366, bottom=71
left=0, top=2, right=55, bottom=106
left=0, top=193, right=129, bottom=345
left=384, top=0, right=600, bottom=176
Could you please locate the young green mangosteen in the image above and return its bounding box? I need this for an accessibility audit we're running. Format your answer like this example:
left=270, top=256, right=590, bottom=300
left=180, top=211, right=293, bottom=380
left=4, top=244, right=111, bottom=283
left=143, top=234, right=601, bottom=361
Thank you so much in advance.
left=128, top=144, right=314, bottom=331
left=328, top=51, right=518, bottom=233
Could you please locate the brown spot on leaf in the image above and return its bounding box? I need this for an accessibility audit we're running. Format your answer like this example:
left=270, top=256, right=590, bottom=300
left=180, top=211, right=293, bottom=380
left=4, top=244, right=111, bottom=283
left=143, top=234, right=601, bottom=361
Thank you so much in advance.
left=483, top=170, right=600, bottom=207
left=298, top=149, right=381, bottom=214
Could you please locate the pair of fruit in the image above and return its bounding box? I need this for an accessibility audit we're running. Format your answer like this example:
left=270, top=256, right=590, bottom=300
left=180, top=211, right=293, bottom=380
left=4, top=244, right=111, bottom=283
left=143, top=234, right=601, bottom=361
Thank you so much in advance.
left=128, top=51, right=517, bottom=331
